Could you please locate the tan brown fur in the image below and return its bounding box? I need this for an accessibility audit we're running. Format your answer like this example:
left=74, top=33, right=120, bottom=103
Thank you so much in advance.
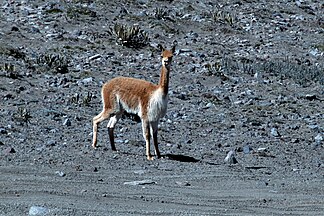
left=92, top=44, right=176, bottom=160
left=102, top=77, right=157, bottom=118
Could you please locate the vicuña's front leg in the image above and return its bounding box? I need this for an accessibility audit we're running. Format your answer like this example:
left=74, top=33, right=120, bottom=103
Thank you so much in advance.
left=107, top=115, right=120, bottom=151
left=108, top=128, right=116, bottom=151
left=142, top=120, right=153, bottom=160
left=151, top=121, right=161, bottom=158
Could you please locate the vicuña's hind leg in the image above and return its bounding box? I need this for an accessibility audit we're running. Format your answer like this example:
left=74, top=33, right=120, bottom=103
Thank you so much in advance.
left=92, top=110, right=111, bottom=148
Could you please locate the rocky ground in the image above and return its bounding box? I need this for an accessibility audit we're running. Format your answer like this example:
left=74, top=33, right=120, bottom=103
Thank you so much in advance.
left=0, top=0, right=323, bottom=215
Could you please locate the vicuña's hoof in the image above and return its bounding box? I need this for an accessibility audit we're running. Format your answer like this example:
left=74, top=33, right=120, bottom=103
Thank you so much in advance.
left=147, top=156, right=154, bottom=161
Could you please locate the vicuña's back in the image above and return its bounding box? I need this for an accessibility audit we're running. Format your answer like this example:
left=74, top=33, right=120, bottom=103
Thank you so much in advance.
left=92, top=44, right=176, bottom=160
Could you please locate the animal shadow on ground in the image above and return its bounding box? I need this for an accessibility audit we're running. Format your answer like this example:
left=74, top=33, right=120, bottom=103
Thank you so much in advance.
left=164, top=154, right=200, bottom=163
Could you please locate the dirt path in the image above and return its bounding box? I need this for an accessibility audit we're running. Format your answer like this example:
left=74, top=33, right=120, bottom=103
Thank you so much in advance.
left=1, top=162, right=323, bottom=215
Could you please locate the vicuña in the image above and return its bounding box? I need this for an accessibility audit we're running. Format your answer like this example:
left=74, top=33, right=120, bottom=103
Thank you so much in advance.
left=92, top=44, right=176, bottom=160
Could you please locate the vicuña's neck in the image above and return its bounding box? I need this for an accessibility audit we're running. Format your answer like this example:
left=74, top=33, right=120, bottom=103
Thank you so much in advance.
left=158, top=65, right=170, bottom=96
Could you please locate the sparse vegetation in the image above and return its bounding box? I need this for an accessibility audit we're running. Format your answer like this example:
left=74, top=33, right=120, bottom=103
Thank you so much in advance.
left=154, top=8, right=168, bottom=20
left=82, top=92, right=93, bottom=106
left=31, top=53, right=70, bottom=74
left=13, top=107, right=32, bottom=125
left=218, top=57, right=324, bottom=86
left=153, top=7, right=174, bottom=21
left=45, top=8, right=64, bottom=14
left=71, top=92, right=93, bottom=106
left=0, top=63, right=21, bottom=79
left=212, top=9, right=237, bottom=26
left=259, top=59, right=324, bottom=86
left=314, top=44, right=324, bottom=52
left=205, top=62, right=222, bottom=75
left=110, top=23, right=150, bottom=48
left=67, top=4, right=97, bottom=19
left=204, top=62, right=230, bottom=81
left=0, top=43, right=26, bottom=60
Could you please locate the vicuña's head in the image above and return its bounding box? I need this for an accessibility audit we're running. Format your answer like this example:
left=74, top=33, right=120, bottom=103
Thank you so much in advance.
left=158, top=43, right=176, bottom=69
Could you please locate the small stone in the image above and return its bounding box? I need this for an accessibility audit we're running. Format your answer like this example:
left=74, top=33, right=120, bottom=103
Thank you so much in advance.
left=28, top=206, right=49, bottom=216
left=134, top=170, right=145, bottom=175
left=312, top=134, right=323, bottom=149
left=309, top=49, right=319, bottom=57
left=243, top=145, right=251, bottom=154
left=11, top=26, right=19, bottom=31
left=176, top=181, right=190, bottom=186
left=254, top=72, right=259, bottom=79
left=77, top=77, right=93, bottom=85
left=55, top=171, right=66, bottom=177
left=224, top=150, right=238, bottom=164
left=315, top=134, right=323, bottom=143
left=63, top=119, right=71, bottom=126
left=82, top=77, right=93, bottom=83
left=305, top=94, right=317, bottom=100
left=124, top=180, right=156, bottom=186
left=179, top=48, right=192, bottom=54
left=3, top=147, right=15, bottom=154
left=308, top=124, right=318, bottom=130
left=257, top=147, right=267, bottom=152
left=89, top=54, right=101, bottom=61
left=0, top=128, right=7, bottom=134
left=202, top=102, right=213, bottom=109
left=36, top=146, right=45, bottom=152
left=271, top=128, right=280, bottom=137
left=46, top=140, right=56, bottom=147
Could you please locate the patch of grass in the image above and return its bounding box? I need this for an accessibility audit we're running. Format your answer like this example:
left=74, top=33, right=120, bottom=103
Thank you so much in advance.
left=154, top=7, right=168, bottom=20
left=70, top=92, right=93, bottom=106
left=46, top=8, right=64, bottom=14
left=67, top=4, right=97, bottom=19
left=152, top=21, right=179, bottom=34
left=314, top=44, right=324, bottom=52
left=70, top=93, right=79, bottom=105
left=204, top=61, right=230, bottom=81
left=82, top=92, right=92, bottom=106
left=260, top=60, right=324, bottom=86
left=153, top=7, right=174, bottom=21
left=0, top=63, right=20, bottom=79
left=13, top=107, right=32, bottom=125
left=204, top=62, right=222, bottom=76
left=30, top=53, right=70, bottom=74
left=63, top=45, right=88, bottom=52
left=212, top=9, right=237, bottom=27
left=0, top=43, right=26, bottom=60
left=218, top=56, right=324, bottom=86
left=110, top=23, right=150, bottom=48
left=79, top=70, right=92, bottom=79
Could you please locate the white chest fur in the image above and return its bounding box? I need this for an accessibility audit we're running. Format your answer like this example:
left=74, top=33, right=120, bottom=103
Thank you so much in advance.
left=148, top=88, right=168, bottom=122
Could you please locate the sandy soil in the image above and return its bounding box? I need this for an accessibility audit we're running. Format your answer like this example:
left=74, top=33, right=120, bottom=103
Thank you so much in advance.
left=0, top=0, right=323, bottom=215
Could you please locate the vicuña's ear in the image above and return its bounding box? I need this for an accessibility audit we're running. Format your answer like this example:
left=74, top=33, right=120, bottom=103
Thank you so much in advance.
left=171, top=45, right=176, bottom=54
left=157, top=44, right=164, bottom=52
left=171, top=40, right=177, bottom=53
